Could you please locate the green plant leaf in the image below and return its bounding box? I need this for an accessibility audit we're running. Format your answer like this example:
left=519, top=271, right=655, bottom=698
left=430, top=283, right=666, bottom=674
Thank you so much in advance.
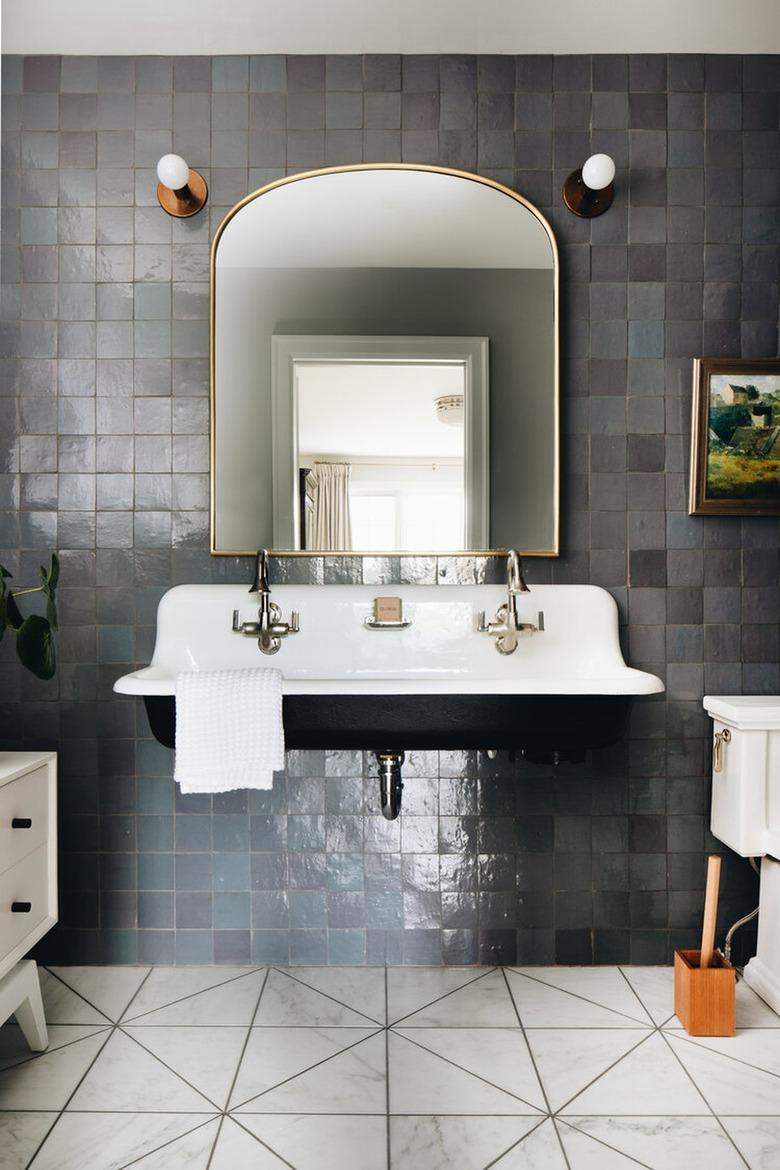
left=0, top=564, right=11, bottom=579
left=39, top=553, right=59, bottom=630
left=6, top=590, right=24, bottom=630
left=15, top=614, right=57, bottom=681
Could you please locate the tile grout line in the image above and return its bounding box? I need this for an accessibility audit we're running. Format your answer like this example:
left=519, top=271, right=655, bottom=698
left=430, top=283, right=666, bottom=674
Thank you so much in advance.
left=616, top=965, right=659, bottom=1026
left=121, top=966, right=264, bottom=1023
left=205, top=964, right=274, bottom=1170
left=271, top=966, right=384, bottom=1027
left=390, top=1027, right=546, bottom=1114
left=499, top=966, right=572, bottom=1170
left=507, top=967, right=653, bottom=1027
left=657, top=1028, right=753, bottom=1170
left=555, top=1116, right=657, bottom=1170
left=384, top=966, right=391, bottom=1170
left=551, top=1031, right=657, bottom=1115
left=388, top=965, right=497, bottom=1028
left=117, top=1115, right=221, bottom=1170
left=0, top=1024, right=111, bottom=1074
left=480, top=1116, right=549, bottom=1170
left=114, top=1026, right=224, bottom=1111
left=25, top=1026, right=116, bottom=1170
left=663, top=1027, right=780, bottom=1080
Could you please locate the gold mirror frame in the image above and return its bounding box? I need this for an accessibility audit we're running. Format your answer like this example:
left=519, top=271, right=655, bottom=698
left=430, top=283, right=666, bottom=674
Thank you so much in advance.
left=209, top=163, right=560, bottom=558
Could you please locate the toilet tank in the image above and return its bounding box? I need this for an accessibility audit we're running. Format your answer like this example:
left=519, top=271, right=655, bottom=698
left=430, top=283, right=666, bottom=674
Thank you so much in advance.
left=704, top=695, right=780, bottom=860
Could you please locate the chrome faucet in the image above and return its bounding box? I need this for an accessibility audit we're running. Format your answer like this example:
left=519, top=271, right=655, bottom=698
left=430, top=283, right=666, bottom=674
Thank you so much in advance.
left=232, top=549, right=300, bottom=655
left=478, top=549, right=543, bottom=655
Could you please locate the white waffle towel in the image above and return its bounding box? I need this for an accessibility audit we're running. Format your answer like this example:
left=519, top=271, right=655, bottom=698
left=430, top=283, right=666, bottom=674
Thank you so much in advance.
left=174, top=668, right=285, bottom=793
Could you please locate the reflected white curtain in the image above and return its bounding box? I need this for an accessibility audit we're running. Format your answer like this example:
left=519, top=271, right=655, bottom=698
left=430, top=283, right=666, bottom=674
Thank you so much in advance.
left=313, top=462, right=353, bottom=551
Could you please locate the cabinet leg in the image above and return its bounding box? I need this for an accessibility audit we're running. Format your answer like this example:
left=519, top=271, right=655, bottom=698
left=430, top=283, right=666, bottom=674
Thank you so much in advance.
left=0, top=961, right=49, bottom=1052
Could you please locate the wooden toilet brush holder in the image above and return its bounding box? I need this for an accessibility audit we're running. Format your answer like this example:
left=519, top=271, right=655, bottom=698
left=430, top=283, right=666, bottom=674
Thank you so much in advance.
left=674, top=855, right=736, bottom=1036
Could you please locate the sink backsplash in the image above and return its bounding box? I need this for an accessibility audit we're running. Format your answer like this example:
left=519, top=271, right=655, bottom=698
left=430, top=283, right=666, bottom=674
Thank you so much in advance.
left=3, top=50, right=776, bottom=966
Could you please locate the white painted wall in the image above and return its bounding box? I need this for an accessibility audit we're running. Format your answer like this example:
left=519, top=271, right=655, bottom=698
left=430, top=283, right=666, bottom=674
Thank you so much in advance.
left=3, top=0, right=779, bottom=55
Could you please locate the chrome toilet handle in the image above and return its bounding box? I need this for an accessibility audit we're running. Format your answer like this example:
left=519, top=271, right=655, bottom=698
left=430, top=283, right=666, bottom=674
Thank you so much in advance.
left=714, top=727, right=731, bottom=772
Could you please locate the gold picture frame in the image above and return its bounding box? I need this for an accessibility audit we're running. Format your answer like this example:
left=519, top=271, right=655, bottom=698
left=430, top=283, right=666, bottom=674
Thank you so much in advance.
left=689, top=357, right=780, bottom=517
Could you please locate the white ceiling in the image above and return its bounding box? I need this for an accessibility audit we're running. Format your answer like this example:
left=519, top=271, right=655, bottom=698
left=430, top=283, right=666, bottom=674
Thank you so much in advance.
left=3, top=0, right=779, bottom=54
left=297, top=362, right=465, bottom=459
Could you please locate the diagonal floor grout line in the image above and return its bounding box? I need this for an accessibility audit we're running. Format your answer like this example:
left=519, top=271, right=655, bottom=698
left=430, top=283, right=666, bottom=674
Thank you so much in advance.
left=270, top=967, right=384, bottom=1027
left=615, top=966, right=658, bottom=1026
left=481, top=1115, right=550, bottom=1170
left=555, top=1116, right=658, bottom=1170
left=499, top=967, right=570, bottom=1170
left=657, top=1028, right=752, bottom=1170
left=14, top=1111, right=58, bottom=1170
left=384, top=967, right=391, bottom=1170
left=506, top=968, right=653, bottom=1027
left=224, top=1113, right=300, bottom=1170
left=111, top=966, right=155, bottom=1024
left=25, top=1026, right=115, bottom=1170
left=0, top=1024, right=111, bottom=1074
left=663, top=1028, right=780, bottom=1080
left=115, top=1026, right=225, bottom=1112
left=121, top=966, right=264, bottom=1024
left=389, top=1028, right=546, bottom=1114
left=228, top=1027, right=384, bottom=1114
left=206, top=965, right=270, bottom=1170
left=551, top=1031, right=657, bottom=1116
left=41, top=967, right=120, bottom=1025
left=117, top=1114, right=222, bottom=1170
left=388, top=966, right=498, bottom=1028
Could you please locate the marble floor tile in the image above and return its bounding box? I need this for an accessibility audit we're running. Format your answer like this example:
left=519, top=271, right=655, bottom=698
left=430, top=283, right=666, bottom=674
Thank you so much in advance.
left=283, top=966, right=387, bottom=1024
left=664, top=1027, right=780, bottom=1077
left=67, top=1029, right=216, bottom=1112
left=125, top=1117, right=221, bottom=1168
left=510, top=967, right=652, bottom=1025
left=0, top=1111, right=57, bottom=1170
left=494, top=1119, right=568, bottom=1168
left=392, top=1026, right=546, bottom=1111
left=235, top=1031, right=386, bottom=1114
left=255, top=968, right=380, bottom=1027
left=505, top=970, right=651, bottom=1028
left=396, top=968, right=518, bottom=1027
left=389, top=1115, right=542, bottom=1170
left=0, top=1030, right=108, bottom=1111
left=124, top=1025, right=249, bottom=1108
left=30, top=1112, right=220, bottom=1170
left=388, top=1030, right=542, bottom=1115
left=386, top=966, right=493, bottom=1025
left=121, top=966, right=262, bottom=1022
left=38, top=969, right=111, bottom=1025
left=123, top=968, right=266, bottom=1026
left=618, top=966, right=675, bottom=1025
left=0, top=1023, right=109, bottom=1071
left=561, top=1116, right=747, bottom=1170
left=46, top=966, right=150, bottom=1022
left=210, top=1117, right=291, bottom=1168
left=721, top=1116, right=780, bottom=1169
left=559, top=1033, right=710, bottom=1116
left=524, top=1028, right=657, bottom=1113
left=230, top=1026, right=379, bottom=1109
left=234, top=1114, right=388, bottom=1170
left=665, top=1031, right=780, bottom=1114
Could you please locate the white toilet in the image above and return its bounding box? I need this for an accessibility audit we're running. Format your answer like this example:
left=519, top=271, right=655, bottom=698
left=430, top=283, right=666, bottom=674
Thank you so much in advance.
left=704, top=695, right=780, bottom=1013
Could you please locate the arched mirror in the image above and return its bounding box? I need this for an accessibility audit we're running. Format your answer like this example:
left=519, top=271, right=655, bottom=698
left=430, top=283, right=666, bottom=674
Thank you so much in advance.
left=211, top=165, right=559, bottom=556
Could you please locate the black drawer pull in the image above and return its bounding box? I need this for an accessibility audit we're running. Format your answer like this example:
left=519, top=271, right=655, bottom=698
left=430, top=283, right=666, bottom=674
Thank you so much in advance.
left=12, top=818, right=32, bottom=829
left=11, top=902, right=32, bottom=913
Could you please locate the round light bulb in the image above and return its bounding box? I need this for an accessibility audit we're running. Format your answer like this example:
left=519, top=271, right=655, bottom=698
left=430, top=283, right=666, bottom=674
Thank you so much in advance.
left=156, top=154, right=190, bottom=191
left=581, top=153, right=616, bottom=191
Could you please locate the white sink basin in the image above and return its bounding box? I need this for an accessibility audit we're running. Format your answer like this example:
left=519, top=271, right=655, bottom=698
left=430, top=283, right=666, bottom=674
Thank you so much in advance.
left=115, top=582, right=662, bottom=698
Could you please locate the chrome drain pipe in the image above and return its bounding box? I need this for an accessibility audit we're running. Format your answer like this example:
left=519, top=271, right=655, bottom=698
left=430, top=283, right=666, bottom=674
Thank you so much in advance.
left=375, top=751, right=405, bottom=820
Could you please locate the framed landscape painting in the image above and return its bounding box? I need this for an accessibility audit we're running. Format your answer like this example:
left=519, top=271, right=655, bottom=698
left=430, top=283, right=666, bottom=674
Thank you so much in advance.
left=689, top=358, right=780, bottom=516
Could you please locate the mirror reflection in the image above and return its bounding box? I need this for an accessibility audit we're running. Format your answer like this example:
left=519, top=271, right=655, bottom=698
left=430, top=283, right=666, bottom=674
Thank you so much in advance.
left=211, top=165, right=559, bottom=556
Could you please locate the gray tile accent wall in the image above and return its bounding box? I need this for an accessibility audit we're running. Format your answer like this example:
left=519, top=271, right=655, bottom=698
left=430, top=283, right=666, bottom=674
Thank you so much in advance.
left=1, top=53, right=778, bottom=966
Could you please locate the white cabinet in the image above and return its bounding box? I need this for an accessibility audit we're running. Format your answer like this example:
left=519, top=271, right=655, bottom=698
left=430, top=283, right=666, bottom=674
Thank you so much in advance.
left=0, top=752, right=57, bottom=1052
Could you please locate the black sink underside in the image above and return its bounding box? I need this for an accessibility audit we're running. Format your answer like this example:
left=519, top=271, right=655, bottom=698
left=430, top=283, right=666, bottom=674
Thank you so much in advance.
left=144, top=693, right=632, bottom=755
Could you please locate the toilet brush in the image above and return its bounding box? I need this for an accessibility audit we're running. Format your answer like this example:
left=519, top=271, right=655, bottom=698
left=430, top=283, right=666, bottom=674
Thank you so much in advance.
left=674, top=853, right=736, bottom=1036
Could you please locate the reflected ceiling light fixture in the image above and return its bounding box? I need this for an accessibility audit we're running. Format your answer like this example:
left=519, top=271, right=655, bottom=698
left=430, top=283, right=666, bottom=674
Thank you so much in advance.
left=435, top=394, right=465, bottom=427
left=156, top=153, right=208, bottom=218
left=562, top=152, right=616, bottom=218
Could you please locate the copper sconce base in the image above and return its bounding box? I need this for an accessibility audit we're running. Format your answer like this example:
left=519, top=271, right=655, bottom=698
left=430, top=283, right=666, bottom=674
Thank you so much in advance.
left=562, top=169, right=614, bottom=218
left=157, top=169, right=208, bottom=218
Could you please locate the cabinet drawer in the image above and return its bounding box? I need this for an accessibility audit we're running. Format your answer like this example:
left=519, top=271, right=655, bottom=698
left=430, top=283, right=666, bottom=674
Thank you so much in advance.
left=0, top=765, right=49, bottom=876
left=0, top=845, right=49, bottom=957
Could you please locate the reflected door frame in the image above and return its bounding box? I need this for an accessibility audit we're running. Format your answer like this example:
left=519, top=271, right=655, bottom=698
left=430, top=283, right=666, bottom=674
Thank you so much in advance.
left=270, top=335, right=490, bottom=552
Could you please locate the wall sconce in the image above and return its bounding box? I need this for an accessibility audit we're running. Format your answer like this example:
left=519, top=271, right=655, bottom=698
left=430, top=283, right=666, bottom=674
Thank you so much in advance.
left=156, top=154, right=208, bottom=218
left=562, top=153, right=615, bottom=218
